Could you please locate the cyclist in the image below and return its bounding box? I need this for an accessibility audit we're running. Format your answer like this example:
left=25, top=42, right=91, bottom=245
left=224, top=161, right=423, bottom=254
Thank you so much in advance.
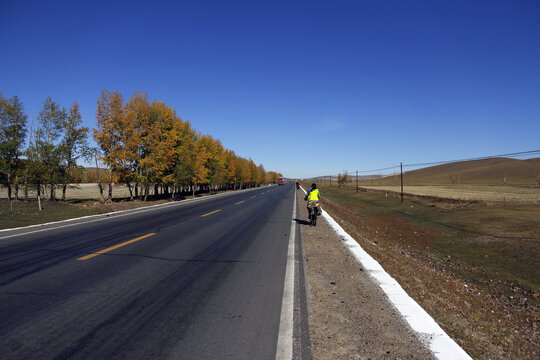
left=296, top=180, right=300, bottom=190
left=304, top=183, right=322, bottom=218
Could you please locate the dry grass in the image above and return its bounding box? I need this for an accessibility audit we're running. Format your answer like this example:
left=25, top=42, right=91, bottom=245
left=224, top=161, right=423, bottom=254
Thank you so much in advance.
left=0, top=183, right=135, bottom=200
left=310, top=184, right=540, bottom=359
left=360, top=185, right=540, bottom=203
left=0, top=198, right=175, bottom=230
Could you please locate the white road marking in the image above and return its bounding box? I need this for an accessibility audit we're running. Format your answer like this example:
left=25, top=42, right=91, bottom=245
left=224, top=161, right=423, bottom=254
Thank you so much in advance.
left=275, top=189, right=296, bottom=360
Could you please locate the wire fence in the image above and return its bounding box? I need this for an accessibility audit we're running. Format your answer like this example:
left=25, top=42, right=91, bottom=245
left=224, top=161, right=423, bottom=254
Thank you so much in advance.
left=306, top=149, right=540, bottom=203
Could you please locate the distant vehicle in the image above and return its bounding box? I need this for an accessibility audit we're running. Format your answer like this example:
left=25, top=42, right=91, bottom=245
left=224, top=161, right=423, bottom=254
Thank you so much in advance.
left=278, top=177, right=285, bottom=185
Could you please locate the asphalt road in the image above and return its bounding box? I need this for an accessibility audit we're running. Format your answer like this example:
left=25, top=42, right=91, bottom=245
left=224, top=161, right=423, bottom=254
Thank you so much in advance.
left=0, top=184, right=307, bottom=360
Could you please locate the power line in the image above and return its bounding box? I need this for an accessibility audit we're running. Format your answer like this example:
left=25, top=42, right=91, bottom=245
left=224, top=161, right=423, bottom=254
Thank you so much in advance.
left=354, top=165, right=401, bottom=173
left=339, top=149, right=540, bottom=175
left=403, top=149, right=540, bottom=168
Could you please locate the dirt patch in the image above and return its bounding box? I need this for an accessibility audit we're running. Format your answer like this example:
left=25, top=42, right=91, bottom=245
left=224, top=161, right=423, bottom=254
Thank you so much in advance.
left=297, top=189, right=434, bottom=360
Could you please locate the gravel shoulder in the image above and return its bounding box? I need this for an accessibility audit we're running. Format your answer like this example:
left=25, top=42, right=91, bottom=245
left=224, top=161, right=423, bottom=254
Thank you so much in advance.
left=297, top=188, right=434, bottom=360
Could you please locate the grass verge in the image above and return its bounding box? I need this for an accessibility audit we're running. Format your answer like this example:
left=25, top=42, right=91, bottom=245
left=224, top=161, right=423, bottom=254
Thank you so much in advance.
left=0, top=198, right=171, bottom=230
left=359, top=184, right=540, bottom=203
left=307, top=183, right=539, bottom=359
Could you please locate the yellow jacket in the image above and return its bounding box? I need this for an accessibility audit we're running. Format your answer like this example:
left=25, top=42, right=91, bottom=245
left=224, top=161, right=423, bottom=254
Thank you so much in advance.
left=306, top=188, right=320, bottom=201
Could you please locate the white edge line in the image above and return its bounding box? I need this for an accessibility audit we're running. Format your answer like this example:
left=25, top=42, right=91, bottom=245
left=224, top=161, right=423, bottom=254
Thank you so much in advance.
left=300, top=186, right=471, bottom=360
left=0, top=186, right=271, bottom=240
left=275, top=187, right=296, bottom=360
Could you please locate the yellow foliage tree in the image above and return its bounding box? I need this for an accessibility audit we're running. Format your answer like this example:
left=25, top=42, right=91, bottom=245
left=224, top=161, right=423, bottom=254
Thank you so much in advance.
left=94, top=89, right=279, bottom=200
left=138, top=100, right=181, bottom=200
left=93, top=89, right=125, bottom=202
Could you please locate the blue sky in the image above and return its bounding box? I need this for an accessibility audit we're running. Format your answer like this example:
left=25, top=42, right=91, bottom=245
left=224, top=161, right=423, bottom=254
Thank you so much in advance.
left=1, top=0, right=539, bottom=178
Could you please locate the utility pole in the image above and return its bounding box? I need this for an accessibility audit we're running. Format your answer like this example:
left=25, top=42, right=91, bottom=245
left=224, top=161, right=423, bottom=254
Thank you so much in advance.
left=400, top=162, right=404, bottom=203
left=356, top=170, right=358, bottom=192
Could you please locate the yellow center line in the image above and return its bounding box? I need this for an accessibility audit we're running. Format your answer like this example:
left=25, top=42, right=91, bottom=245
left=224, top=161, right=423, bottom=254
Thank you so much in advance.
left=77, top=233, right=156, bottom=261
left=235, top=200, right=245, bottom=204
left=201, top=209, right=221, bottom=217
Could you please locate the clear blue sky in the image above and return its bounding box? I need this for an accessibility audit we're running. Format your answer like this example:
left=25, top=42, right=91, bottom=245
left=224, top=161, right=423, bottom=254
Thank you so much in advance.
left=2, top=0, right=539, bottom=178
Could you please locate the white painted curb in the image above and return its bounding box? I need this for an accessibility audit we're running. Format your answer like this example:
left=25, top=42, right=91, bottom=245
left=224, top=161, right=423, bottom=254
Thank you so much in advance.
left=301, top=187, right=471, bottom=360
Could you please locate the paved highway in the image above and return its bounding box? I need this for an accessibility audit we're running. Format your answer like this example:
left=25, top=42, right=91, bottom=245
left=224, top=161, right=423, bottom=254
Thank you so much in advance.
left=0, top=183, right=307, bottom=360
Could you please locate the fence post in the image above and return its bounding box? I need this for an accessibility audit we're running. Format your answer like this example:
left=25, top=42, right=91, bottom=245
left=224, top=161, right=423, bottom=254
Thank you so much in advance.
left=400, top=162, right=404, bottom=203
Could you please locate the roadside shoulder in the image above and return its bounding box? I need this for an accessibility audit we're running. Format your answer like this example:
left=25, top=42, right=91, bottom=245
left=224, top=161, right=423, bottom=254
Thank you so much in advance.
left=298, top=188, right=435, bottom=359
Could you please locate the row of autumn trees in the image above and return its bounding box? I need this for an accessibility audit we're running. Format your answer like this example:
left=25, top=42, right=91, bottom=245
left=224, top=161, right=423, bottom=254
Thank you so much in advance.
left=0, top=90, right=282, bottom=203
left=93, top=90, right=282, bottom=200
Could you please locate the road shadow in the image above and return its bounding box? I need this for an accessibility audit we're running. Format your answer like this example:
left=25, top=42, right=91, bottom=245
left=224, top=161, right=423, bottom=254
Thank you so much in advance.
left=294, top=218, right=312, bottom=226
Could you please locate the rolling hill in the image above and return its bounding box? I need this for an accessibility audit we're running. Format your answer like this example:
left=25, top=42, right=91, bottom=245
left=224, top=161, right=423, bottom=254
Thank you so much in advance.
left=360, top=157, right=540, bottom=186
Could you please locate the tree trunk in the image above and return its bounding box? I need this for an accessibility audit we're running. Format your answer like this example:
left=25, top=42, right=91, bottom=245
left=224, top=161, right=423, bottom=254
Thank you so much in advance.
left=14, top=173, right=19, bottom=200
left=6, top=171, right=13, bottom=201
left=127, top=183, right=134, bottom=200
left=23, top=166, right=29, bottom=201
left=7, top=183, right=13, bottom=202
left=49, top=183, right=56, bottom=201
left=36, top=181, right=42, bottom=211
left=62, top=183, right=67, bottom=201
left=108, top=183, right=113, bottom=203
left=98, top=181, right=105, bottom=203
